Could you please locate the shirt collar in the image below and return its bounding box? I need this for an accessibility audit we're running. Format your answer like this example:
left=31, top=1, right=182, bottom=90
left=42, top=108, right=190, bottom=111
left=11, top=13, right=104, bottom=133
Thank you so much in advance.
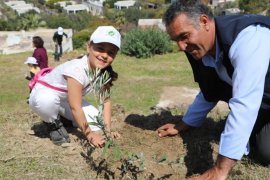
left=202, top=37, right=222, bottom=67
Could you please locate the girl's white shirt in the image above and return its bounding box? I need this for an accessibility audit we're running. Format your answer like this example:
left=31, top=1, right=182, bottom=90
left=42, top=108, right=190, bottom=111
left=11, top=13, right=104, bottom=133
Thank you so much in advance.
left=40, top=55, right=92, bottom=98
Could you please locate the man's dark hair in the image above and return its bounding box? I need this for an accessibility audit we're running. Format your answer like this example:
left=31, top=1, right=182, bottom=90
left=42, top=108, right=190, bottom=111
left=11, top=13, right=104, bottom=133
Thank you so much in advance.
left=32, top=36, right=44, bottom=48
left=163, top=0, right=213, bottom=28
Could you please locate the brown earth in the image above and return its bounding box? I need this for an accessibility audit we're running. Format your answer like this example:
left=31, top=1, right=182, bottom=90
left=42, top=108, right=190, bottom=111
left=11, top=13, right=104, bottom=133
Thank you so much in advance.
left=1, top=86, right=231, bottom=179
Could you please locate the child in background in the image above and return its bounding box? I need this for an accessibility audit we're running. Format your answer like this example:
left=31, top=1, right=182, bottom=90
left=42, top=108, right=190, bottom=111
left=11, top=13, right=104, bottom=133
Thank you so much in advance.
left=24, top=57, right=40, bottom=81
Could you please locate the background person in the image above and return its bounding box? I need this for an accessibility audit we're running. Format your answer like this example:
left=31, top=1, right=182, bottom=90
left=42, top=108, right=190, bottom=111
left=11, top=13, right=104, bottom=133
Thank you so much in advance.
left=157, top=0, right=270, bottom=179
left=24, top=57, right=40, bottom=81
left=29, top=26, right=121, bottom=147
left=32, top=36, right=48, bottom=69
left=53, top=27, right=68, bottom=58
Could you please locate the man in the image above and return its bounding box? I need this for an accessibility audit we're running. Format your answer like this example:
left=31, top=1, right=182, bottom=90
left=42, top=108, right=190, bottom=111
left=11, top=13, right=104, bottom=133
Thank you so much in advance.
left=157, top=0, right=270, bottom=179
left=53, top=27, right=68, bottom=59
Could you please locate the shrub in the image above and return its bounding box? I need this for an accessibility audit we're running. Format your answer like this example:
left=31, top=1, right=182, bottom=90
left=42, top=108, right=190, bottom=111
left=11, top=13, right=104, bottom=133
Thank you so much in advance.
left=46, top=0, right=62, bottom=8
left=73, top=30, right=90, bottom=49
left=44, top=12, right=94, bottom=31
left=44, top=14, right=73, bottom=29
left=0, top=20, right=8, bottom=31
left=103, top=0, right=118, bottom=8
left=123, top=8, right=141, bottom=24
left=121, top=28, right=172, bottom=58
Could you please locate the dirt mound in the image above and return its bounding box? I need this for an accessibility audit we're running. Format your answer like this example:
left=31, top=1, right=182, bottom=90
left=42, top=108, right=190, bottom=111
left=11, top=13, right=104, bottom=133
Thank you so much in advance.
left=153, top=86, right=229, bottom=115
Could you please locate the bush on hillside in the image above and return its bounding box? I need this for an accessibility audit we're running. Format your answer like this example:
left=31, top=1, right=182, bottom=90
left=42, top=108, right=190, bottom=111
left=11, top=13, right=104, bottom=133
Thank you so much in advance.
left=123, top=8, right=141, bottom=24
left=44, top=12, right=94, bottom=31
left=72, top=18, right=115, bottom=49
left=44, top=14, right=73, bottom=29
left=73, top=30, right=90, bottom=49
left=46, top=0, right=62, bottom=8
left=103, top=0, right=119, bottom=8
left=121, top=28, right=172, bottom=58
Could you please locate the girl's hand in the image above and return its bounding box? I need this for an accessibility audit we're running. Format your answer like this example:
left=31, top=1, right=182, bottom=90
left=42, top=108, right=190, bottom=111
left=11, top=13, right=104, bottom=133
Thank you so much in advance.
left=110, top=131, right=121, bottom=139
left=87, top=132, right=105, bottom=148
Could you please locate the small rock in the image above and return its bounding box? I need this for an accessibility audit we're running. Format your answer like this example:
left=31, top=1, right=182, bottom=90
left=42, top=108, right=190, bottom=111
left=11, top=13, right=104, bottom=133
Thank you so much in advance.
left=26, top=130, right=35, bottom=135
left=61, top=143, right=72, bottom=148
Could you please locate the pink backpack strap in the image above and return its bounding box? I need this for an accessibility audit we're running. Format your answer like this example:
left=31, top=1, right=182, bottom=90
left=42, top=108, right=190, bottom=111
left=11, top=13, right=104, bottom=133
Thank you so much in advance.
left=29, top=67, right=54, bottom=90
left=36, top=80, right=68, bottom=93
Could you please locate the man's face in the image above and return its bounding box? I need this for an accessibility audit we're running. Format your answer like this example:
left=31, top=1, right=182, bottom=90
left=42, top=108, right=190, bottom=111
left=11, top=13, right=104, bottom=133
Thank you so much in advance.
left=167, top=13, right=214, bottom=60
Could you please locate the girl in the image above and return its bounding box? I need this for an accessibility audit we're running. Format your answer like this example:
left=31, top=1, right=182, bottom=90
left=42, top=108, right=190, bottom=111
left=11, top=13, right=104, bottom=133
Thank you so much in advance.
left=29, top=26, right=121, bottom=147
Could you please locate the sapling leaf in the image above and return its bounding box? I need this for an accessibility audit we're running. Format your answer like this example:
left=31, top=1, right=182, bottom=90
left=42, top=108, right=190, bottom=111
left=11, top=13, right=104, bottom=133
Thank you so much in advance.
left=102, top=139, right=113, bottom=157
left=113, top=145, right=121, bottom=161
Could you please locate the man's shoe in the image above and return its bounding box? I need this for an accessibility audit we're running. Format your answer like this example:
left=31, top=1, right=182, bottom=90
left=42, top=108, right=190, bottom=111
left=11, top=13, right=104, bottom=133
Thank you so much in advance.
left=44, top=119, right=70, bottom=145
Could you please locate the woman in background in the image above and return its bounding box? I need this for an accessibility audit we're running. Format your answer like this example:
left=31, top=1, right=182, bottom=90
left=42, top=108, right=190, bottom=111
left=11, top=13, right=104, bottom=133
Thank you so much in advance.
left=32, top=36, right=48, bottom=69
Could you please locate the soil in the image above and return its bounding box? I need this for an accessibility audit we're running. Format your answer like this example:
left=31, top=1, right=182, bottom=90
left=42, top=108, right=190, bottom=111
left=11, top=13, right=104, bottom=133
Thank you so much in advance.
left=1, top=86, right=230, bottom=179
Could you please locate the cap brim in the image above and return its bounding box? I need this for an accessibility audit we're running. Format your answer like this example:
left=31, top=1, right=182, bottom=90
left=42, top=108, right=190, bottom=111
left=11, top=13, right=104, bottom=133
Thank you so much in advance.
left=24, top=61, right=38, bottom=65
left=92, top=39, right=120, bottom=49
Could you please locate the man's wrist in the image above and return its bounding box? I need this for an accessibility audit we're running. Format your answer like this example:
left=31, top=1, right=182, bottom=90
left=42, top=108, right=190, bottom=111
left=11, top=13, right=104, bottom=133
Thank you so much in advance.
left=81, top=126, right=92, bottom=138
left=175, top=121, right=190, bottom=132
left=215, top=154, right=237, bottom=176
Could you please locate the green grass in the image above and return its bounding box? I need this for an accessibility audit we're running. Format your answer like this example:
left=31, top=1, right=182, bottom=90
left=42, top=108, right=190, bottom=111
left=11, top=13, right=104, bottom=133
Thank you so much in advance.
left=111, top=52, right=197, bottom=114
left=0, top=51, right=195, bottom=114
left=0, top=52, right=32, bottom=112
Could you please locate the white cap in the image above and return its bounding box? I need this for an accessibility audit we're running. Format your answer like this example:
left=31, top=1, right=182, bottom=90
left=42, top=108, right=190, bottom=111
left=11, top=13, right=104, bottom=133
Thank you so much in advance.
left=24, top=57, right=38, bottom=65
left=90, top=26, right=121, bottom=49
left=57, top=27, right=64, bottom=35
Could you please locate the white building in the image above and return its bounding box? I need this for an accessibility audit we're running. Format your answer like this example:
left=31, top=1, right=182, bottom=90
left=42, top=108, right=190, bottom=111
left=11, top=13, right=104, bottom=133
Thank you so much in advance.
left=4, top=0, right=40, bottom=15
left=114, top=0, right=136, bottom=10
left=84, top=0, right=104, bottom=15
left=63, top=4, right=89, bottom=14
left=223, top=8, right=241, bottom=15
left=56, top=1, right=76, bottom=8
left=138, top=19, right=165, bottom=31
left=209, top=0, right=236, bottom=7
left=5, top=0, right=26, bottom=7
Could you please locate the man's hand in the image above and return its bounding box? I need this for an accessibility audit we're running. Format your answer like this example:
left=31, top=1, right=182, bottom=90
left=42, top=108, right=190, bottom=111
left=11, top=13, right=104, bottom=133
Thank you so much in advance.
left=87, top=132, right=105, bottom=148
left=157, top=121, right=190, bottom=137
left=187, top=155, right=237, bottom=180
left=157, top=123, right=179, bottom=137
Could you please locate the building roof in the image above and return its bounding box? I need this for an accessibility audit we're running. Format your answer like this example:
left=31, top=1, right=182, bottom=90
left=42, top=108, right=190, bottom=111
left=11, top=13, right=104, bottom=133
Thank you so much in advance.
left=64, top=4, right=89, bottom=12
left=5, top=1, right=40, bottom=15
left=5, top=1, right=26, bottom=7
left=86, top=0, right=103, bottom=7
left=114, top=0, right=136, bottom=7
left=56, top=1, right=76, bottom=8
